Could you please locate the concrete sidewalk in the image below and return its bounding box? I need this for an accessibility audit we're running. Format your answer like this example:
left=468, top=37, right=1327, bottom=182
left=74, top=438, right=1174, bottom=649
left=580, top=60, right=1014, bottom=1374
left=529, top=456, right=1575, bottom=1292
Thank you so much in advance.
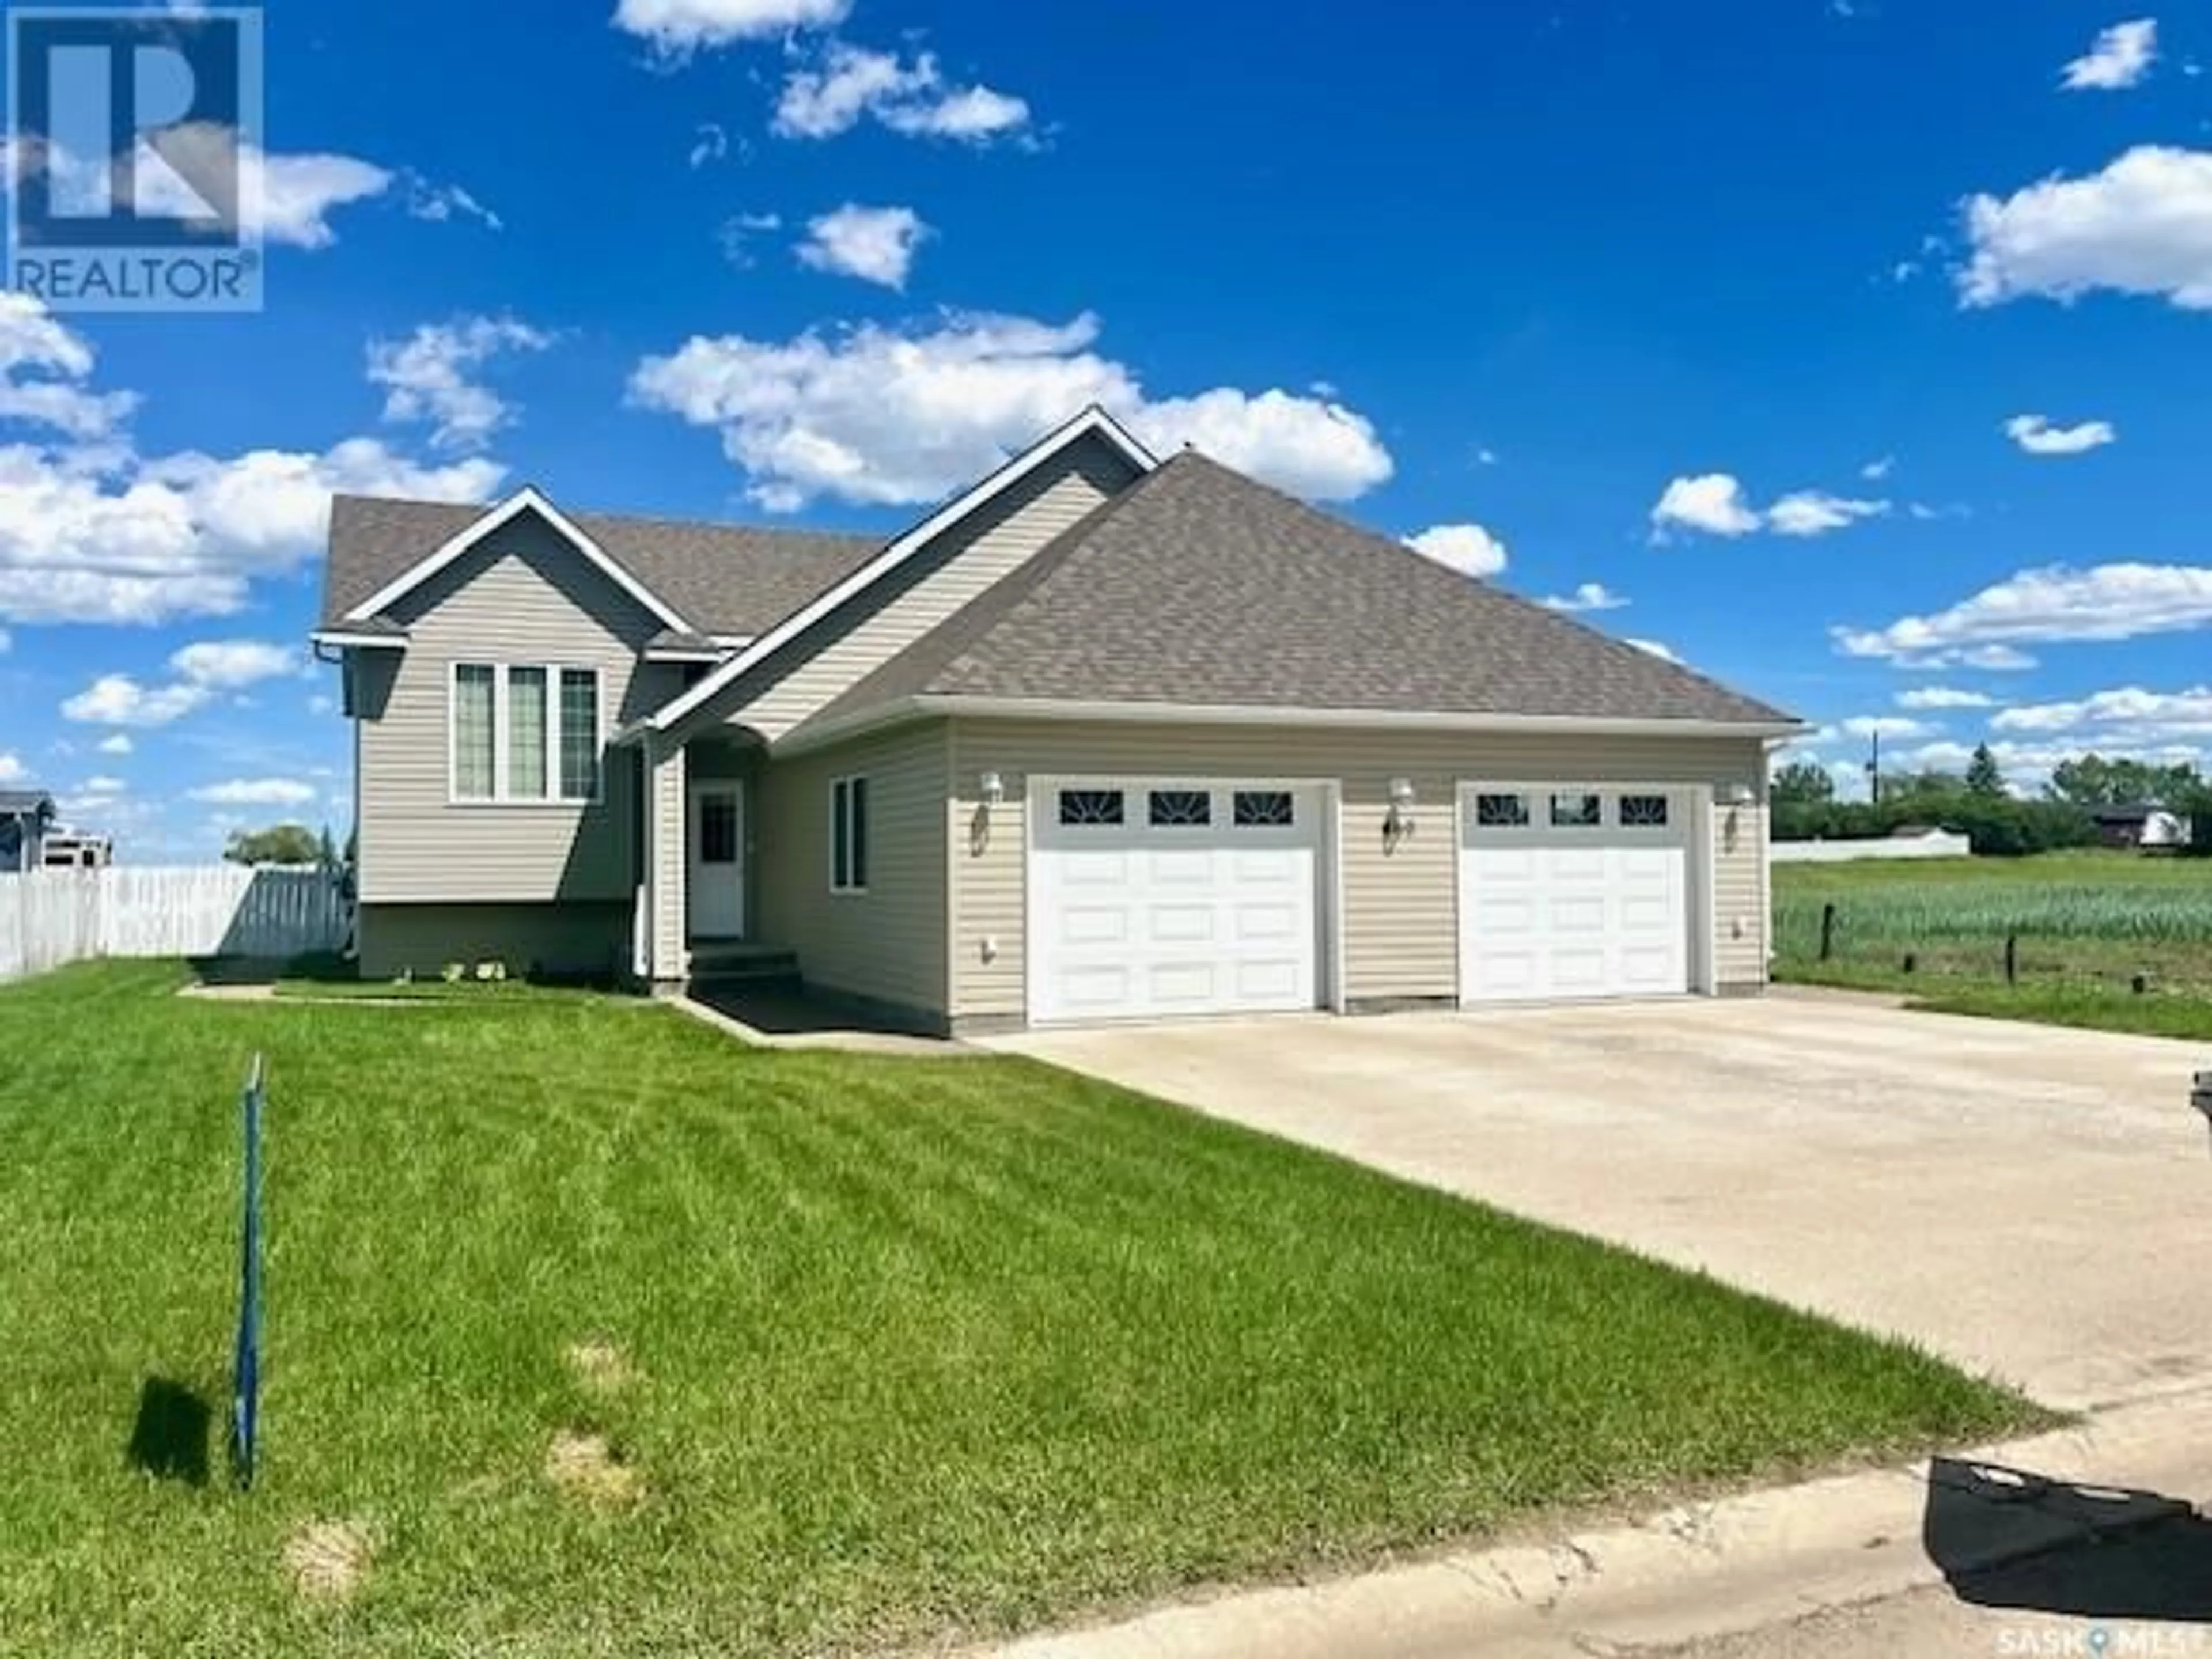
left=967, top=1387, right=2212, bottom=1659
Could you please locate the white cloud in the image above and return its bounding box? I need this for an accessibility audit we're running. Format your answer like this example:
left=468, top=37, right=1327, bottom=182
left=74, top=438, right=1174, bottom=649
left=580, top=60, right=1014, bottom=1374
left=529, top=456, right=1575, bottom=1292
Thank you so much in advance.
left=1835, top=563, right=2212, bottom=664
left=1767, top=490, right=1890, bottom=537
left=1991, top=685, right=2212, bottom=738
left=0, top=438, right=502, bottom=626
left=368, top=316, right=552, bottom=450
left=0, top=627, right=9, bottom=652
left=628, top=310, right=1392, bottom=509
left=1961, top=645, right=2039, bottom=671
left=689, top=123, right=730, bottom=168
left=613, top=0, right=849, bottom=53
left=77, top=775, right=127, bottom=797
left=1651, top=473, right=1761, bottom=539
left=401, top=176, right=502, bottom=232
left=188, top=778, right=318, bottom=807
left=1896, top=685, right=1994, bottom=710
left=2003, top=413, right=2116, bottom=456
left=717, top=211, right=783, bottom=270
left=0, top=751, right=25, bottom=783
left=1128, top=389, right=1390, bottom=503
left=2061, top=18, right=2158, bottom=90
left=1960, top=146, right=2212, bottom=310
left=94, top=733, right=132, bottom=756
left=9, top=127, right=480, bottom=249
left=796, top=204, right=930, bottom=290
left=772, top=41, right=1031, bottom=145
left=1627, top=638, right=1684, bottom=664
left=170, top=639, right=297, bottom=690
left=0, top=293, right=138, bottom=438
left=1404, top=523, right=1508, bottom=579
left=61, top=674, right=208, bottom=728
left=213, top=138, right=388, bottom=249
left=1861, top=454, right=1895, bottom=481
left=1840, top=715, right=1939, bottom=740
left=1652, top=474, right=1885, bottom=540
left=1540, top=581, right=1628, bottom=613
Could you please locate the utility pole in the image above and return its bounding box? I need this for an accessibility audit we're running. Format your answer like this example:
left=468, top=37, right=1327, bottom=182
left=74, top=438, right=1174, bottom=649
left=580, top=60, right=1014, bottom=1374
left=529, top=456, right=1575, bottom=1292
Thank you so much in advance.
left=1865, top=730, right=1883, bottom=804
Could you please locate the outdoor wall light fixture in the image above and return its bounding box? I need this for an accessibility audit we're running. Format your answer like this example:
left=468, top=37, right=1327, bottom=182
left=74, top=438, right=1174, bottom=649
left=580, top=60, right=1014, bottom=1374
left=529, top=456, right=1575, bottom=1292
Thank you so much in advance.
left=980, top=771, right=1006, bottom=808
left=1386, top=777, right=1418, bottom=844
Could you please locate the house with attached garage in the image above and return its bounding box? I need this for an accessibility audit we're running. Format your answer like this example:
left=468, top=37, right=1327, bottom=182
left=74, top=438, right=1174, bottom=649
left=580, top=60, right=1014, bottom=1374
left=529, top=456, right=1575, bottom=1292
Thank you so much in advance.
left=315, top=407, right=1801, bottom=1033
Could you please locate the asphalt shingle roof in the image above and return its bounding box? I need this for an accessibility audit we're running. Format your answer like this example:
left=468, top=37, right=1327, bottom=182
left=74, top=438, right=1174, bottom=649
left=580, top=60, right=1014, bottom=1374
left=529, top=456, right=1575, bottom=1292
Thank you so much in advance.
left=799, top=453, right=1795, bottom=736
left=322, top=495, right=883, bottom=638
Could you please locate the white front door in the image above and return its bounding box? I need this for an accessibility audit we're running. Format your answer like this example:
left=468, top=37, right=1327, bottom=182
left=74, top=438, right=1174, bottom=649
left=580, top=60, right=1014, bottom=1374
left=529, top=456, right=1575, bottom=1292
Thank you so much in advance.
left=687, top=783, right=745, bottom=938
left=1458, top=785, right=1694, bottom=1004
left=1028, top=781, right=1324, bottom=1025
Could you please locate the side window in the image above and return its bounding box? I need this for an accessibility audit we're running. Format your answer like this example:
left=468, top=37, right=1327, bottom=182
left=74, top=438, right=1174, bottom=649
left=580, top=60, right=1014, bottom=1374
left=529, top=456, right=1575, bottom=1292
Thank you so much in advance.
left=831, top=777, right=870, bottom=892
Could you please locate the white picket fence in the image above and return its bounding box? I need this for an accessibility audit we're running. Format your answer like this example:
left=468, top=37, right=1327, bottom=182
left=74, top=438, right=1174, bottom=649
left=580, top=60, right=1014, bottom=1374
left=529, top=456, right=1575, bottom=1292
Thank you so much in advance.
left=0, top=865, right=349, bottom=982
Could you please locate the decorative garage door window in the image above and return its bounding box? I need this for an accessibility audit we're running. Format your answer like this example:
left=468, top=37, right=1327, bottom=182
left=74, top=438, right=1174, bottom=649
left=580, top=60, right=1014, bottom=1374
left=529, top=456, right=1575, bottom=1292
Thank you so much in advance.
left=1620, top=794, right=1671, bottom=828
left=1234, top=790, right=1297, bottom=827
left=1475, top=792, right=1531, bottom=828
left=1058, top=789, right=1126, bottom=827
left=1149, top=789, right=1212, bottom=827
left=1550, top=792, right=1604, bottom=828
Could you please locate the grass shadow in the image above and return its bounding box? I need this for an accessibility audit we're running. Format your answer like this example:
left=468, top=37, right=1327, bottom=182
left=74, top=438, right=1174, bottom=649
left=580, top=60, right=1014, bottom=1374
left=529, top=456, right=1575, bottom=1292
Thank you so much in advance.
left=1925, top=1455, right=2212, bottom=1622
left=125, top=1378, right=211, bottom=1487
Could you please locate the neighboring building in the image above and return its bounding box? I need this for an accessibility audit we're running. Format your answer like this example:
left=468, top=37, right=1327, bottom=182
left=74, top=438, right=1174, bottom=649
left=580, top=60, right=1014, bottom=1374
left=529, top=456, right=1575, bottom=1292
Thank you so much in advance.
left=2090, top=804, right=2191, bottom=851
left=39, top=832, right=113, bottom=870
left=0, top=789, right=56, bottom=873
left=316, top=408, right=1800, bottom=1032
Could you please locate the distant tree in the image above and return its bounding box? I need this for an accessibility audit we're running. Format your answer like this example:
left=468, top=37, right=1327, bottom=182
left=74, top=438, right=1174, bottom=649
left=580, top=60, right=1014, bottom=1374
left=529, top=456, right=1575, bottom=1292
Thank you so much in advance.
left=1771, top=759, right=1835, bottom=806
left=224, top=824, right=320, bottom=867
left=2047, top=754, right=2203, bottom=809
left=316, top=824, right=339, bottom=871
left=1879, top=770, right=1967, bottom=815
left=1965, top=743, right=2006, bottom=798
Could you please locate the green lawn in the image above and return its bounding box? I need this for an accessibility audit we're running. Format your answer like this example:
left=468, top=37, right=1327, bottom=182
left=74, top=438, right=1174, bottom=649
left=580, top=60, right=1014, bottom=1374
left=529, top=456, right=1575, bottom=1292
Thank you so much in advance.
left=0, top=962, right=2036, bottom=1657
left=1774, top=851, right=2212, bottom=1029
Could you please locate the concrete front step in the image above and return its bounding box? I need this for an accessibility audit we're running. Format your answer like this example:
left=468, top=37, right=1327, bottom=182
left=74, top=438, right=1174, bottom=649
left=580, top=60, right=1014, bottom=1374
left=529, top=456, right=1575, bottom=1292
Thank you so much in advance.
left=687, top=941, right=800, bottom=987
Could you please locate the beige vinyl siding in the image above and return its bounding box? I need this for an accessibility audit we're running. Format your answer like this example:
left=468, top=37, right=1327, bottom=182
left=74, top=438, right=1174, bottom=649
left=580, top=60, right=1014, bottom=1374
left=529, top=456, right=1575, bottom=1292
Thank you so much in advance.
left=356, top=513, right=666, bottom=905
left=756, top=721, right=950, bottom=1020
left=708, top=434, right=1142, bottom=743
left=358, top=901, right=631, bottom=980
left=945, top=718, right=1770, bottom=1022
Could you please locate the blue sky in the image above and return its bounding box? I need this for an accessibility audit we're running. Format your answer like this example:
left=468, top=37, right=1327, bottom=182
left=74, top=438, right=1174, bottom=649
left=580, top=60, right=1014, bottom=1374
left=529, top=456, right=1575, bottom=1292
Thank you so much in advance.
left=5, top=0, right=2212, bottom=852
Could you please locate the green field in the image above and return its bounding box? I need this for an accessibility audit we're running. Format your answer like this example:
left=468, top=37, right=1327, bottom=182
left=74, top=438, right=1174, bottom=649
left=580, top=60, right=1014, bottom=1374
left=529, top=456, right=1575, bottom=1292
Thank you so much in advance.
left=0, top=962, right=2034, bottom=1658
left=1774, top=850, right=2212, bottom=1032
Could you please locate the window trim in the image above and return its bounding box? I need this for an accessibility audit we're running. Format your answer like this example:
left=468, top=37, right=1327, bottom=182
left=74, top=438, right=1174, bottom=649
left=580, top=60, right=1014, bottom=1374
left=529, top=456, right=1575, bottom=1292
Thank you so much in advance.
left=830, top=774, right=870, bottom=895
left=446, top=661, right=605, bottom=809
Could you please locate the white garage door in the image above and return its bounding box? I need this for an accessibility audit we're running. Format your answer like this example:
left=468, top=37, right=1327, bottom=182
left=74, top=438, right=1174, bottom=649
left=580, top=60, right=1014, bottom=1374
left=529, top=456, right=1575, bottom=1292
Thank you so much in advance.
left=1458, top=785, right=1695, bottom=1004
left=1028, top=781, right=1324, bottom=1024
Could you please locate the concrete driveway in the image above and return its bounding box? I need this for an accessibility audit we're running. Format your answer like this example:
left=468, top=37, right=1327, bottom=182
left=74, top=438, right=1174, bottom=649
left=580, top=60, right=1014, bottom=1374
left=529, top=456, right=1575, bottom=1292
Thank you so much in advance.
left=991, top=994, right=2212, bottom=1411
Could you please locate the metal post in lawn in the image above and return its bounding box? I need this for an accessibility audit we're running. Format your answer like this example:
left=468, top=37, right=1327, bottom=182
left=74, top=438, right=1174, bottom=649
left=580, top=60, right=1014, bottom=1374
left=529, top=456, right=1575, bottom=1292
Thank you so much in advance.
left=230, top=1054, right=266, bottom=1490
left=2005, top=933, right=2018, bottom=987
left=1820, top=903, right=1836, bottom=963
